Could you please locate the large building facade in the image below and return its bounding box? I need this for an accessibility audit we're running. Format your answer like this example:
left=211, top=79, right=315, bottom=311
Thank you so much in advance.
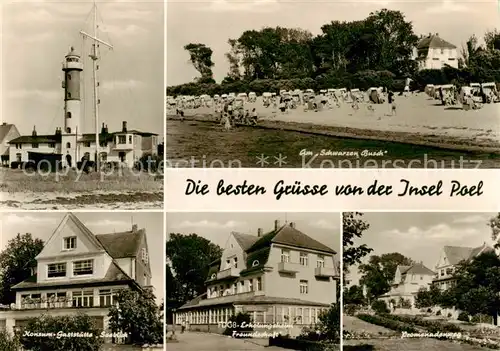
left=8, top=47, right=158, bottom=169
left=0, top=213, right=152, bottom=335
left=173, top=221, right=338, bottom=336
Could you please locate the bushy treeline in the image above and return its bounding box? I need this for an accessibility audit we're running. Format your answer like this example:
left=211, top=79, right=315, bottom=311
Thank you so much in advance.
left=167, top=9, right=500, bottom=96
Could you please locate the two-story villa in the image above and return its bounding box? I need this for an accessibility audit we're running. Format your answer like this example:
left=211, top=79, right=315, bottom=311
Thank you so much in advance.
left=415, top=33, right=458, bottom=70
left=433, top=243, right=493, bottom=291
left=379, top=262, right=435, bottom=310
left=173, top=220, right=339, bottom=336
left=0, top=213, right=152, bottom=335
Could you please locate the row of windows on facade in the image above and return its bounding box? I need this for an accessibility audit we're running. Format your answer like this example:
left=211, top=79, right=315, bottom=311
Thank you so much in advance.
left=20, top=289, right=120, bottom=309
left=440, top=268, right=453, bottom=276
left=177, top=306, right=329, bottom=325
left=222, top=250, right=326, bottom=272
left=15, top=136, right=133, bottom=150
left=208, top=278, right=309, bottom=298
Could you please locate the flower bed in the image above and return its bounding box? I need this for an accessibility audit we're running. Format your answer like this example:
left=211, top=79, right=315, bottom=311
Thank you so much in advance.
left=356, top=314, right=419, bottom=333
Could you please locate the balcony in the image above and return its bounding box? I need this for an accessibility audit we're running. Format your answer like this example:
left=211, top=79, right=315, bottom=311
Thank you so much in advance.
left=314, top=266, right=336, bottom=277
left=278, top=262, right=299, bottom=273
left=216, top=267, right=241, bottom=280
left=112, top=143, right=133, bottom=151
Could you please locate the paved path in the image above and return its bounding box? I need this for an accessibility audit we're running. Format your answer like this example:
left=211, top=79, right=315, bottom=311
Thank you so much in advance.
left=166, top=331, right=286, bottom=351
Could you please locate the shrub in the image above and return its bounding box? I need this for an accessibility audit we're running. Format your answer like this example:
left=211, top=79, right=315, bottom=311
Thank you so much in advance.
left=471, top=314, right=493, bottom=324
left=0, top=330, right=20, bottom=351
left=344, top=304, right=359, bottom=316
left=384, top=314, right=462, bottom=333
left=371, top=300, right=389, bottom=314
left=457, top=312, right=469, bottom=322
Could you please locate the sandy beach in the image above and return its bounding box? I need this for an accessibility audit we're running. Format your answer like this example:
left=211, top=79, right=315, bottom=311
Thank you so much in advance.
left=171, top=93, right=500, bottom=151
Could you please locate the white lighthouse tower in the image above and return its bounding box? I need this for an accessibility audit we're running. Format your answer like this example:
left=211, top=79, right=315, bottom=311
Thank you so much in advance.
left=61, top=46, right=83, bottom=167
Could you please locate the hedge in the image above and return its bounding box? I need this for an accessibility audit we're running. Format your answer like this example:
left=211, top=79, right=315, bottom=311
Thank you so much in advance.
left=269, top=335, right=336, bottom=351
left=382, top=314, right=463, bottom=333
left=356, top=314, right=418, bottom=333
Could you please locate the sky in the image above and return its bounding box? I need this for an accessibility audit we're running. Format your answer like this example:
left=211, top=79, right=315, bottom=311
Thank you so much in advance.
left=346, top=212, right=498, bottom=286
left=1, top=0, right=164, bottom=138
left=167, top=0, right=500, bottom=85
left=0, top=212, right=164, bottom=303
left=166, top=212, right=341, bottom=260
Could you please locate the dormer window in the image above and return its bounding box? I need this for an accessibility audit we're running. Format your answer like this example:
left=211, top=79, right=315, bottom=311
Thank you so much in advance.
left=252, top=260, right=259, bottom=267
left=211, top=273, right=216, bottom=279
left=63, top=236, right=77, bottom=250
left=141, top=248, right=149, bottom=263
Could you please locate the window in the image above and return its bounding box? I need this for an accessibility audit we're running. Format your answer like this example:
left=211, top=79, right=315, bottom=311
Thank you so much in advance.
left=232, top=283, right=237, bottom=294
left=281, top=249, right=290, bottom=263
left=84, top=142, right=91, bottom=147
left=68, top=74, right=71, bottom=80
left=128, top=136, right=132, bottom=143
left=47, top=263, right=66, bottom=278
left=66, top=112, right=72, bottom=119
left=73, top=260, right=93, bottom=276
left=49, top=143, right=55, bottom=148
left=441, top=49, right=444, bottom=54
left=66, top=142, right=71, bottom=148
left=249, top=279, right=253, bottom=292
left=299, top=252, right=308, bottom=266
left=16, top=144, right=21, bottom=149
left=257, top=277, right=262, bottom=291
left=63, top=236, right=76, bottom=250
left=32, top=143, right=39, bottom=148
left=67, top=92, right=72, bottom=98
left=239, top=280, right=245, bottom=293
left=226, top=259, right=231, bottom=268
left=317, top=255, right=325, bottom=268
left=446, top=268, right=453, bottom=275
left=233, top=257, right=238, bottom=268
left=252, top=260, right=259, bottom=267
left=142, top=248, right=149, bottom=263
left=99, top=141, right=108, bottom=147
left=211, top=273, right=216, bottom=279
left=72, top=290, right=94, bottom=307
left=300, top=280, right=308, bottom=294
left=440, top=269, right=444, bottom=276
left=118, top=135, right=126, bottom=144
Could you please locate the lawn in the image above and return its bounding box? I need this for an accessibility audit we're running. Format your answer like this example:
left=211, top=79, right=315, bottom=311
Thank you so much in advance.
left=343, top=338, right=488, bottom=351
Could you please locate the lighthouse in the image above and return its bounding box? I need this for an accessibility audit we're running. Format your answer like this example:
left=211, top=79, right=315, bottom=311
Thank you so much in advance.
left=62, top=47, right=83, bottom=135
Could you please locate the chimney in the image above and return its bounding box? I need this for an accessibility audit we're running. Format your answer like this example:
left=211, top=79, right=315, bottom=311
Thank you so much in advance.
left=257, top=228, right=263, bottom=237
left=32, top=126, right=37, bottom=137
left=2, top=122, right=6, bottom=126
left=435, top=33, right=439, bottom=36
left=122, top=121, right=127, bottom=132
left=55, top=127, right=61, bottom=136
left=274, top=220, right=280, bottom=231
left=132, top=224, right=138, bottom=232
left=289, top=222, right=295, bottom=229
left=105, top=124, right=108, bottom=134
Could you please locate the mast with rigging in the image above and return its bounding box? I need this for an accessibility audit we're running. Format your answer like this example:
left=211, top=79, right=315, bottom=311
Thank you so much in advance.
left=80, top=1, right=113, bottom=171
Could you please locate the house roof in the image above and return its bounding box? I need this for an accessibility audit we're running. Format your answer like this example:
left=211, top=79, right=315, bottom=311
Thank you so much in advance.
left=177, top=293, right=330, bottom=310
left=417, top=34, right=457, bottom=50
left=444, top=243, right=494, bottom=265
left=12, top=261, right=134, bottom=291
left=400, top=262, right=435, bottom=276
left=0, top=123, right=19, bottom=142
left=8, top=135, right=61, bottom=144
left=232, top=232, right=258, bottom=251
left=95, top=229, right=146, bottom=259
left=247, top=224, right=336, bottom=255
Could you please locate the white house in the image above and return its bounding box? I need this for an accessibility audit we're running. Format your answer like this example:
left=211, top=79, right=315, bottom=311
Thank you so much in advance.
left=0, top=122, right=20, bottom=166
left=0, top=213, right=152, bottom=336
left=415, top=33, right=459, bottom=70
left=379, top=262, right=435, bottom=310
left=174, top=220, right=339, bottom=336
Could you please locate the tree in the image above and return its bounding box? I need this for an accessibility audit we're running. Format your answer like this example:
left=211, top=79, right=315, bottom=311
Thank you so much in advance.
left=490, top=212, right=500, bottom=249
left=359, top=253, right=413, bottom=300
left=343, top=285, right=366, bottom=305
left=184, top=43, right=215, bottom=82
left=414, top=284, right=442, bottom=308
left=108, top=288, right=163, bottom=345
left=444, top=251, right=500, bottom=325
left=484, top=29, right=500, bottom=51
left=19, top=313, right=103, bottom=351
left=342, top=212, right=373, bottom=274
left=0, top=233, right=44, bottom=305
left=165, top=234, right=223, bottom=303
left=0, top=330, right=19, bottom=351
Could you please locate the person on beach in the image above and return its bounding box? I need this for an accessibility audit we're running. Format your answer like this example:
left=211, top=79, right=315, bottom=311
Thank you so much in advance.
left=251, top=108, right=258, bottom=124
left=181, top=320, right=186, bottom=333
left=279, top=98, right=286, bottom=113
left=224, top=113, right=232, bottom=130
left=388, top=91, right=396, bottom=116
